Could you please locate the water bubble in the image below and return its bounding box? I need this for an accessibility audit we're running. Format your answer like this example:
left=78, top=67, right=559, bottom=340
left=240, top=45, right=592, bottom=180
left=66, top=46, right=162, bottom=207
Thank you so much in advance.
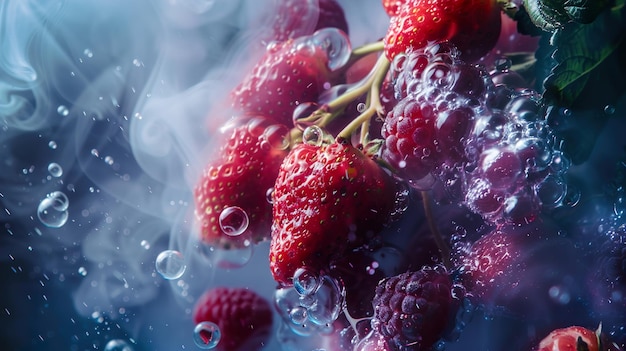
left=48, top=141, right=57, bottom=149
left=104, top=156, right=114, bottom=165
left=302, top=126, right=324, bottom=147
left=57, top=105, right=69, bottom=116
left=263, top=124, right=290, bottom=150
left=104, top=339, right=133, bottom=351
left=310, top=28, right=351, bottom=71
left=293, top=102, right=321, bottom=131
left=356, top=102, right=367, bottom=113
left=293, top=267, right=321, bottom=296
left=83, top=49, right=94, bottom=58
left=494, top=57, right=512, bottom=72
left=535, top=175, right=566, bottom=208
left=289, top=306, right=309, bottom=325
left=266, top=188, right=274, bottom=204
left=140, top=240, right=150, bottom=250
left=218, top=206, right=249, bottom=236
left=78, top=267, right=87, bottom=276
left=91, top=149, right=99, bottom=157
left=604, top=104, right=616, bottom=115
left=307, top=275, right=342, bottom=326
left=548, top=285, right=571, bottom=304
left=193, top=321, right=221, bottom=349
left=155, top=250, right=186, bottom=280
left=37, top=191, right=69, bottom=228
left=562, top=186, right=581, bottom=208
left=47, top=163, right=63, bottom=177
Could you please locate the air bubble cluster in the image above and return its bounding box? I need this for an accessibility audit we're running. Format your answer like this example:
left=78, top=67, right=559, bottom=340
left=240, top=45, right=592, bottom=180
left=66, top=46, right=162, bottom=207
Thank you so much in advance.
left=275, top=271, right=343, bottom=337
left=381, top=42, right=571, bottom=225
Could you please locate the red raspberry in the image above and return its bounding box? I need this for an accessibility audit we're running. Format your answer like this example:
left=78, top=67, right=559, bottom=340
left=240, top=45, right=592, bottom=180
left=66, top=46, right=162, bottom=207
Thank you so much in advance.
left=371, top=266, right=455, bottom=351
left=192, top=287, right=273, bottom=351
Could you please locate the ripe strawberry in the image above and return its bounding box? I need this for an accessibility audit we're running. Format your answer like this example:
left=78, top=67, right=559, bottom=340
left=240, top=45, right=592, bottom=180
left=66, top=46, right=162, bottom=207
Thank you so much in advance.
left=382, top=0, right=406, bottom=17
left=231, top=35, right=336, bottom=126
left=536, top=325, right=622, bottom=351
left=192, top=287, right=273, bottom=351
left=370, top=266, right=455, bottom=351
left=270, top=139, right=397, bottom=285
left=383, top=0, right=502, bottom=62
left=270, top=0, right=349, bottom=42
left=194, top=117, right=289, bottom=249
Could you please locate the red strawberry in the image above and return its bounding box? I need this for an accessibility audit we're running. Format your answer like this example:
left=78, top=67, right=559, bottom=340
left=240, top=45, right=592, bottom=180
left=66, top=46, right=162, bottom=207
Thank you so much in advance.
left=192, top=287, right=273, bottom=351
left=231, top=35, right=336, bottom=126
left=270, top=139, right=397, bottom=285
left=383, top=0, right=502, bottom=62
left=536, top=325, right=623, bottom=351
left=270, top=0, right=349, bottom=42
left=194, top=117, right=289, bottom=249
left=382, top=0, right=406, bottom=17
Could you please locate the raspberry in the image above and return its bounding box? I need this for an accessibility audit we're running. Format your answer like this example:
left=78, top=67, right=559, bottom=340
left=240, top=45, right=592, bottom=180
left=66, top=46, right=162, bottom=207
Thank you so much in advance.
left=193, top=287, right=273, bottom=351
left=371, top=266, right=455, bottom=351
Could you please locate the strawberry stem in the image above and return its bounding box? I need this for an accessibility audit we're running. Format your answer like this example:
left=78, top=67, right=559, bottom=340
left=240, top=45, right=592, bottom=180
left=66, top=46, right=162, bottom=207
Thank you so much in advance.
left=343, top=40, right=385, bottom=68
left=420, top=191, right=452, bottom=269
left=336, top=56, right=390, bottom=142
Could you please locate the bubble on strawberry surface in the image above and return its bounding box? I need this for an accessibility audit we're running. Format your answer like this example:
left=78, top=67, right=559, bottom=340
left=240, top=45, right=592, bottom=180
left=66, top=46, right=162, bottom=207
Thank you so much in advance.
left=37, top=191, right=70, bottom=228
left=218, top=206, right=249, bottom=237
left=307, top=275, right=343, bottom=326
left=193, top=321, right=221, bottom=349
left=309, top=27, right=351, bottom=71
left=293, top=267, right=322, bottom=296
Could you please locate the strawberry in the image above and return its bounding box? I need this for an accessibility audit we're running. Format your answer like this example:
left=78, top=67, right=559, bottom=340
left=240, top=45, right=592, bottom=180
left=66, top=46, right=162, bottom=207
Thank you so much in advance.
left=192, top=287, right=273, bottom=351
left=231, top=34, right=336, bottom=126
left=536, top=325, right=623, bottom=351
left=383, top=0, right=502, bottom=62
left=270, top=0, right=349, bottom=42
left=270, top=139, right=397, bottom=285
left=382, top=0, right=406, bottom=17
left=194, top=117, right=289, bottom=249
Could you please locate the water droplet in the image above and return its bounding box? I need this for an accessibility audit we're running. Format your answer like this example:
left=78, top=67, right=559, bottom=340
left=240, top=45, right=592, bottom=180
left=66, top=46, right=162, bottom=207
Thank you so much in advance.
left=132, top=59, right=143, bottom=67
left=548, top=285, right=571, bottom=304
left=104, top=156, right=114, bottom=165
left=307, top=275, right=342, bottom=326
left=57, top=105, right=69, bottom=116
left=310, top=28, right=351, bottom=71
left=91, top=149, right=99, bottom=157
left=263, top=124, right=290, bottom=150
left=155, top=250, right=186, bottom=280
left=293, top=267, right=321, bottom=296
left=266, top=188, right=274, bottom=204
left=48, top=141, right=57, bottom=150
left=37, top=191, right=69, bottom=228
left=289, top=306, right=309, bottom=325
left=104, top=339, right=133, bottom=351
left=140, top=240, right=150, bottom=250
left=493, top=57, right=512, bottom=72
left=604, top=105, right=616, bottom=115
left=47, top=163, right=63, bottom=178
left=356, top=102, right=366, bottom=113
left=193, top=321, right=221, bottom=349
left=302, top=126, right=324, bottom=147
left=218, top=207, right=249, bottom=236
left=83, top=49, right=94, bottom=58
left=78, top=267, right=87, bottom=276
left=292, top=102, right=321, bottom=131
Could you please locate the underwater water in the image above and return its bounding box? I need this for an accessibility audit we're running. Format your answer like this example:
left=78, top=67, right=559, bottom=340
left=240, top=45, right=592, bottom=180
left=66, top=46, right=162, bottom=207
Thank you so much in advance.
left=1, top=0, right=625, bottom=351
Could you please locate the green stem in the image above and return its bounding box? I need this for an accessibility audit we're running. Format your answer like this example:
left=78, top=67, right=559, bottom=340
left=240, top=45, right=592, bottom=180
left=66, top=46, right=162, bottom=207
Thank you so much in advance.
left=420, top=191, right=452, bottom=270
left=336, top=56, right=390, bottom=141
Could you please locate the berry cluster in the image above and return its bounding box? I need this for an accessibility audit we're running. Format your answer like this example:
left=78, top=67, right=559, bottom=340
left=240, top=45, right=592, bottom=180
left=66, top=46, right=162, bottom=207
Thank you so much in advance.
left=187, top=0, right=625, bottom=350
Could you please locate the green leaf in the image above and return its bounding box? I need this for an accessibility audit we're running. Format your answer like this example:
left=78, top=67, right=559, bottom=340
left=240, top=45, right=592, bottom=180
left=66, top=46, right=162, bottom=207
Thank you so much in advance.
left=564, top=0, right=613, bottom=23
left=543, top=0, right=626, bottom=106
